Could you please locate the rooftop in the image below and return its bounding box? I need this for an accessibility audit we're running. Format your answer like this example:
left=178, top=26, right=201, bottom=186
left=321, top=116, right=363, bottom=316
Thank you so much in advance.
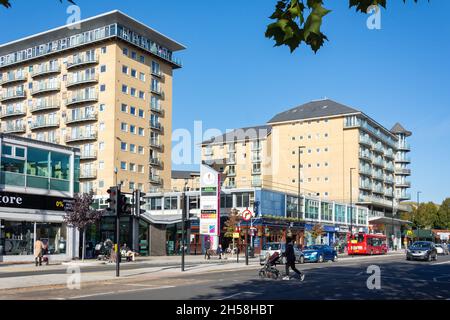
left=202, top=125, right=272, bottom=145
left=171, top=170, right=200, bottom=180
left=391, top=122, right=412, bottom=137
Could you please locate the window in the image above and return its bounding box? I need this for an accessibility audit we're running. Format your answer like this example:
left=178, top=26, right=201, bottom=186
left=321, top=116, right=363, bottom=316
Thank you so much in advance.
left=121, top=104, right=127, bottom=113
left=121, top=142, right=127, bottom=151
left=138, top=109, right=144, bottom=118
left=99, top=180, right=104, bottom=188
left=138, top=165, right=144, bottom=173
left=130, top=125, right=136, bottom=134
left=100, top=65, right=106, bottom=73
left=139, top=91, right=145, bottom=99
left=122, top=65, right=128, bottom=74
left=99, top=161, right=104, bottom=170
left=130, top=144, right=136, bottom=153
left=122, top=85, right=128, bottom=94
left=131, top=52, right=137, bottom=60
left=121, top=122, right=128, bottom=132
left=26, top=147, right=49, bottom=178
left=138, top=146, right=144, bottom=154
left=129, top=181, right=135, bottom=190
left=122, top=48, right=128, bottom=56
left=130, top=88, right=136, bottom=96
left=99, top=122, right=105, bottom=131
left=129, top=163, right=136, bottom=172
left=50, top=151, right=70, bottom=181
left=139, top=73, right=145, bottom=81
left=140, top=55, right=145, bottom=63
left=150, top=197, right=162, bottom=210
left=101, top=47, right=107, bottom=54
left=138, top=128, right=144, bottom=136
left=100, top=85, right=106, bottom=92
left=121, top=162, right=127, bottom=170
left=131, top=69, right=137, bottom=78
left=130, top=106, right=136, bottom=115
left=164, top=196, right=178, bottom=210
left=99, top=104, right=105, bottom=112
left=99, top=142, right=105, bottom=151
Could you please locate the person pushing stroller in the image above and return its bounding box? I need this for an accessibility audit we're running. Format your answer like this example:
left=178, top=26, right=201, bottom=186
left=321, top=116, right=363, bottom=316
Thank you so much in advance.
left=282, top=237, right=305, bottom=281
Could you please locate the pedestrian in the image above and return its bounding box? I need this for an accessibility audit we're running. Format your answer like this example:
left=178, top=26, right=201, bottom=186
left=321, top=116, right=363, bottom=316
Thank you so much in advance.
left=283, top=237, right=305, bottom=281
left=34, top=238, right=44, bottom=267
left=217, top=244, right=223, bottom=259
left=204, top=238, right=211, bottom=260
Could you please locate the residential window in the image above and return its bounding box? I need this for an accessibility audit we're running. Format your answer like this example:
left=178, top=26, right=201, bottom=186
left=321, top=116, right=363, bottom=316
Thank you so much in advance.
left=121, top=104, right=127, bottom=113
left=99, top=104, right=105, bottom=112
left=138, top=165, right=144, bottom=173
left=122, top=65, right=128, bottom=74
left=138, top=128, right=144, bottom=136
left=122, top=85, right=128, bottom=94
left=120, top=162, right=127, bottom=170
left=100, top=84, right=106, bottom=92
left=99, top=180, right=105, bottom=188
left=138, top=146, right=144, bottom=154
left=121, top=123, right=128, bottom=132
left=139, top=73, right=145, bottom=81
left=100, top=65, right=106, bottom=73
left=130, top=125, right=136, bottom=134
left=129, top=181, right=135, bottom=190
left=130, top=88, right=136, bottom=96
left=130, top=106, right=136, bottom=115
left=99, top=142, right=105, bottom=151
left=101, top=47, right=107, bottom=54
left=121, top=142, right=127, bottom=151
left=123, top=48, right=128, bottom=56
left=129, top=163, right=136, bottom=172
left=131, top=69, right=137, bottom=78
left=139, top=55, right=145, bottom=63
left=138, top=109, right=144, bottom=118
left=131, top=51, right=137, bottom=60
left=130, top=144, right=136, bottom=153
left=139, top=91, right=145, bottom=99
left=99, top=122, right=105, bottom=131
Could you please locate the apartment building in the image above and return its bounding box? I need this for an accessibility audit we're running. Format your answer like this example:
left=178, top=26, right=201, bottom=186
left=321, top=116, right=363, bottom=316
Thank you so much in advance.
left=201, top=99, right=412, bottom=248
left=0, top=10, right=185, bottom=196
left=171, top=170, right=200, bottom=192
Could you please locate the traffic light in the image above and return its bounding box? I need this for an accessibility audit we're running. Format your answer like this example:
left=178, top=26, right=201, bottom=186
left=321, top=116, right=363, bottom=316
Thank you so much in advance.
left=119, top=193, right=132, bottom=216
left=134, top=190, right=147, bottom=217
left=106, top=186, right=119, bottom=216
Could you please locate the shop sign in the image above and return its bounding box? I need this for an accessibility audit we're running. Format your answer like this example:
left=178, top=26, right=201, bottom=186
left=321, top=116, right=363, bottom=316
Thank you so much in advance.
left=0, top=191, right=73, bottom=212
left=233, top=233, right=240, bottom=239
left=199, top=165, right=220, bottom=236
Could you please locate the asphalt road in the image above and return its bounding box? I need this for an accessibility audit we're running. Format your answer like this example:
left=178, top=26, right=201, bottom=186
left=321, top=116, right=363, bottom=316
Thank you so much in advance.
left=1, top=254, right=449, bottom=300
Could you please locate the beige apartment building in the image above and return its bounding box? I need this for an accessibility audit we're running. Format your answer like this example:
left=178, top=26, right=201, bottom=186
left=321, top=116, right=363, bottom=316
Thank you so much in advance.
left=202, top=99, right=412, bottom=218
left=171, top=170, right=200, bottom=192
left=0, top=10, right=185, bottom=195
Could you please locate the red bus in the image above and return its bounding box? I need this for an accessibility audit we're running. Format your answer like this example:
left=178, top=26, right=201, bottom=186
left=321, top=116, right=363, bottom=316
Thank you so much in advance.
left=347, top=233, right=388, bottom=255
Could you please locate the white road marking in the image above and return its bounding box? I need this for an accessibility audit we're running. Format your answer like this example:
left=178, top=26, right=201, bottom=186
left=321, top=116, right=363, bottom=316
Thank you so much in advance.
left=219, top=291, right=258, bottom=300
left=431, top=261, right=450, bottom=266
left=55, top=285, right=175, bottom=300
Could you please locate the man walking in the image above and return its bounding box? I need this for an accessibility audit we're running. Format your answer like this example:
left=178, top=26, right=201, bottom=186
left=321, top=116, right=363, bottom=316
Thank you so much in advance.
left=204, top=237, right=211, bottom=260
left=283, top=237, right=305, bottom=281
left=34, top=238, right=43, bottom=267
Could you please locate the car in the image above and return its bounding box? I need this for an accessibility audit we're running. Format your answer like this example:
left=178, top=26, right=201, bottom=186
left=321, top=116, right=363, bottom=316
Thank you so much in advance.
left=406, top=241, right=438, bottom=261
left=259, top=242, right=304, bottom=265
left=435, top=244, right=449, bottom=255
left=302, top=245, right=338, bottom=263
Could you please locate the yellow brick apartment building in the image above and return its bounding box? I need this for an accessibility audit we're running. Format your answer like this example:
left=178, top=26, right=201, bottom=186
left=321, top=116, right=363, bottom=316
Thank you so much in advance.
left=0, top=11, right=185, bottom=195
left=202, top=99, right=412, bottom=218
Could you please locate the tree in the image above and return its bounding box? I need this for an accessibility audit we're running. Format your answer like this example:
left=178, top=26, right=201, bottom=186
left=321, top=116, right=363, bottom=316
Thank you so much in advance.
left=0, top=0, right=74, bottom=8
left=311, top=223, right=324, bottom=243
left=64, top=192, right=103, bottom=261
left=266, top=0, right=421, bottom=54
left=436, top=198, right=450, bottom=229
left=224, top=209, right=240, bottom=253
left=412, top=202, right=438, bottom=229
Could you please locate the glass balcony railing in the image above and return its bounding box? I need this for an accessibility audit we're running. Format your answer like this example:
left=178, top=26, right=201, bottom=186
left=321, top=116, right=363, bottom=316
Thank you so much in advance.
left=398, top=193, right=411, bottom=200
left=31, top=83, right=61, bottom=95
left=151, top=87, right=163, bottom=96
left=65, top=131, right=98, bottom=143
left=80, top=169, right=97, bottom=179
left=150, top=104, right=164, bottom=115
left=149, top=175, right=162, bottom=185
left=30, top=119, right=60, bottom=130
left=345, top=118, right=397, bottom=148
left=31, top=64, right=61, bottom=78
left=67, top=54, right=99, bottom=69
left=372, top=172, right=384, bottom=181
left=227, top=157, right=236, bottom=164
left=66, top=74, right=99, bottom=87
left=80, top=150, right=97, bottom=160
left=398, top=141, right=410, bottom=151
left=372, top=143, right=384, bottom=153
left=359, top=152, right=372, bottom=161
left=66, top=92, right=98, bottom=106
left=150, top=139, right=163, bottom=149
left=65, top=112, right=98, bottom=124
left=385, top=150, right=395, bottom=159
left=0, top=90, right=26, bottom=102
left=372, top=157, right=384, bottom=167
left=359, top=183, right=372, bottom=190
left=2, top=124, right=26, bottom=133
left=396, top=180, right=411, bottom=188
left=149, top=157, right=163, bottom=167
left=30, top=101, right=60, bottom=113
left=395, top=168, right=411, bottom=175
left=0, top=72, right=27, bottom=85
left=359, top=136, right=372, bottom=146
left=0, top=107, right=26, bottom=119
left=150, top=122, right=163, bottom=132
left=252, top=179, right=262, bottom=187
left=395, top=155, right=411, bottom=163
left=359, top=167, right=372, bottom=176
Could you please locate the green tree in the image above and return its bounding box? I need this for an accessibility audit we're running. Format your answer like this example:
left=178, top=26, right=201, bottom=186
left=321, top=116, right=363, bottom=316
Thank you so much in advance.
left=0, top=0, right=74, bottom=8
left=413, top=202, right=438, bottom=229
left=436, top=198, right=450, bottom=229
left=266, top=0, right=421, bottom=54
left=311, top=223, right=324, bottom=242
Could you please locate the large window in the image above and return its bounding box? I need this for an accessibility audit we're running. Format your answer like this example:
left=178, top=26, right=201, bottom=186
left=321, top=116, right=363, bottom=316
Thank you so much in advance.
left=35, top=223, right=67, bottom=254
left=51, top=151, right=70, bottom=180
left=164, top=196, right=178, bottom=210
left=334, top=204, right=346, bottom=223
left=305, top=200, right=319, bottom=220
left=321, top=202, right=333, bottom=221
left=236, top=192, right=253, bottom=208
left=149, top=197, right=162, bottom=210
left=220, top=194, right=233, bottom=209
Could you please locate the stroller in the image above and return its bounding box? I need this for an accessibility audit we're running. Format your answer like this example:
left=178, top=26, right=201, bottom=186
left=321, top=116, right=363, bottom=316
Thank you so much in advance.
left=258, top=251, right=281, bottom=279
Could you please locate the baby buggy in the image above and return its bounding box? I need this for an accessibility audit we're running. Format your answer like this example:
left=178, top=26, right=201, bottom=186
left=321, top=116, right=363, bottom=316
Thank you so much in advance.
left=259, top=251, right=281, bottom=279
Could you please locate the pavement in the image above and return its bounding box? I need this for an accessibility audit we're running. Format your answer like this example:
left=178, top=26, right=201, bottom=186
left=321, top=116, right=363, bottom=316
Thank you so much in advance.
left=0, top=250, right=408, bottom=292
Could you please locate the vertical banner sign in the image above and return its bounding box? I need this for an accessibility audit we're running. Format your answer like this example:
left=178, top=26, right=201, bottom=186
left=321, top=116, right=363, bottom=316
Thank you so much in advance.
left=200, top=165, right=220, bottom=248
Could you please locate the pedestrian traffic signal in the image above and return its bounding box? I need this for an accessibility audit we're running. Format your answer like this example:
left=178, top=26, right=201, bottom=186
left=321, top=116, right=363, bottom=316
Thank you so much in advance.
left=119, top=193, right=132, bottom=216
left=134, top=190, right=147, bottom=217
left=106, top=186, right=119, bottom=216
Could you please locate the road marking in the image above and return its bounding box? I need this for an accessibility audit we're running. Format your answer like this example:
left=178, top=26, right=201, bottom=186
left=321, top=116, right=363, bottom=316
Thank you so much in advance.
left=56, top=285, right=175, bottom=300
left=218, top=292, right=258, bottom=301
left=431, top=261, right=450, bottom=265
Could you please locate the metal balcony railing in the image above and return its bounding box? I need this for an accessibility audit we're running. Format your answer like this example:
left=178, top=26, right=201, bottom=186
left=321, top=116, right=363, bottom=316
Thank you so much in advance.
left=30, top=101, right=60, bottom=113
left=80, top=151, right=97, bottom=160
left=66, top=74, right=99, bottom=87
left=0, top=108, right=26, bottom=119
left=395, top=168, right=411, bottom=175
left=2, top=124, right=26, bottom=133
left=66, top=92, right=98, bottom=106
left=67, top=55, right=99, bottom=69
left=149, top=175, right=162, bottom=185
left=80, top=169, right=97, bottom=179
left=30, top=119, right=60, bottom=130
left=150, top=157, right=163, bottom=167
left=0, top=90, right=26, bottom=102
left=31, top=64, right=61, bottom=78
left=65, top=112, right=98, bottom=124
left=0, top=72, right=27, bottom=85
left=65, top=131, right=98, bottom=143
left=150, top=140, right=163, bottom=149
left=31, top=83, right=61, bottom=95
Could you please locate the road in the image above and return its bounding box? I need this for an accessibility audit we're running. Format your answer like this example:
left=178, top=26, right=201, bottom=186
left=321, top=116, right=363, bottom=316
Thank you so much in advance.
left=0, top=254, right=449, bottom=300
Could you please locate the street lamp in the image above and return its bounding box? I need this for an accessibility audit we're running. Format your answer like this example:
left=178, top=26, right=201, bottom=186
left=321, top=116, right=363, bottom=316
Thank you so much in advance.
left=391, top=189, right=396, bottom=251
left=416, top=191, right=422, bottom=242
left=349, top=168, right=356, bottom=236
left=298, top=146, right=306, bottom=219
left=181, top=182, right=188, bottom=272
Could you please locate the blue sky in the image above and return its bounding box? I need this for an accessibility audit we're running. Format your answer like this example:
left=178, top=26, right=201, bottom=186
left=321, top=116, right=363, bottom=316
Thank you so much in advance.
left=0, top=0, right=449, bottom=203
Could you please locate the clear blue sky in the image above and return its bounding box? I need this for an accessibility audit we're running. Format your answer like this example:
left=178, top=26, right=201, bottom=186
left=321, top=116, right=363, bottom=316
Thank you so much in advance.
left=1, top=0, right=449, bottom=203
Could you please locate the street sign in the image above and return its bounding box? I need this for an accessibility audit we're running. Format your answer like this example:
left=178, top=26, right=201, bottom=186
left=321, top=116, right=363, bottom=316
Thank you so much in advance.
left=242, top=209, right=253, bottom=221
left=233, top=233, right=240, bottom=239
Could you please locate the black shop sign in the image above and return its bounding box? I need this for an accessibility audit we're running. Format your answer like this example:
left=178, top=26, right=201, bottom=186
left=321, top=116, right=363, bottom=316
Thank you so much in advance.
left=0, top=191, right=74, bottom=212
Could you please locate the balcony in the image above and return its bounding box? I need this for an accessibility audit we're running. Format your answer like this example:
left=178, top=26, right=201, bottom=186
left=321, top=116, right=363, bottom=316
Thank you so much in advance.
left=395, top=168, right=411, bottom=175
left=252, top=180, right=262, bottom=187
left=66, top=93, right=98, bottom=106
left=224, top=183, right=236, bottom=189
left=0, top=73, right=27, bottom=86
left=396, top=181, right=411, bottom=188
left=65, top=131, right=97, bottom=143
left=398, top=141, right=410, bottom=151
left=359, top=183, right=372, bottom=191
left=31, top=83, right=61, bottom=96
left=149, top=157, right=163, bottom=167
left=67, top=55, right=99, bottom=69
left=384, top=189, right=394, bottom=197
left=372, top=186, right=384, bottom=195
left=372, top=157, right=384, bottom=167
left=0, top=90, right=26, bottom=102
left=227, top=145, right=236, bottom=153
left=251, top=144, right=262, bottom=151
left=227, top=157, right=236, bottom=165
left=30, top=119, right=60, bottom=131
left=150, top=104, right=164, bottom=116
left=372, top=172, right=384, bottom=181
left=359, top=136, right=372, bottom=147
left=149, top=175, right=162, bottom=185
left=30, top=102, right=61, bottom=113
left=252, top=169, right=262, bottom=175
left=359, top=167, right=372, bottom=176
left=0, top=108, right=26, bottom=119
left=372, top=143, right=384, bottom=154
left=80, top=169, right=97, bottom=179
left=384, top=176, right=395, bottom=184
left=150, top=140, right=163, bottom=150
left=151, top=87, right=163, bottom=96
left=65, top=112, right=98, bottom=125
left=2, top=124, right=26, bottom=133
left=31, top=65, right=61, bottom=78
left=385, top=164, right=395, bottom=172
left=150, top=122, right=163, bottom=132
left=395, top=156, right=411, bottom=163
left=227, top=170, right=236, bottom=177
left=66, top=74, right=99, bottom=88
left=358, top=152, right=372, bottom=162
left=385, top=150, right=395, bottom=159
left=80, top=151, right=97, bottom=160
left=398, top=193, right=411, bottom=200
left=252, top=156, right=262, bottom=163
left=151, top=69, right=164, bottom=79
left=345, top=118, right=398, bottom=149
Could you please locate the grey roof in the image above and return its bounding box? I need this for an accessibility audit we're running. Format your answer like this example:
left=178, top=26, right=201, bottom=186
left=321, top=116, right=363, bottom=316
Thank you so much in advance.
left=0, top=10, right=186, bottom=56
left=390, top=123, right=412, bottom=137
left=268, top=99, right=360, bottom=124
left=202, top=125, right=272, bottom=145
left=171, top=170, right=200, bottom=179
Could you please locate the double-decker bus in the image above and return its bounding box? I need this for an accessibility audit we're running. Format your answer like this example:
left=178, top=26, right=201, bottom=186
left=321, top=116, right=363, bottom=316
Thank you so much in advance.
left=347, top=233, right=387, bottom=255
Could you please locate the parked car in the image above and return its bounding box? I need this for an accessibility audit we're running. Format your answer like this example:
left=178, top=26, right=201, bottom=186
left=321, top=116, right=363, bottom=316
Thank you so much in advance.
left=259, top=242, right=304, bottom=265
left=302, top=245, right=338, bottom=263
left=406, top=241, right=438, bottom=261
left=435, top=244, right=449, bottom=255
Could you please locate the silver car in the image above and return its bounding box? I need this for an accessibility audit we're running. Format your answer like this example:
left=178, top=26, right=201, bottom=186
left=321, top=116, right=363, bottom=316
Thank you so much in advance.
left=259, top=242, right=304, bottom=265
left=435, top=244, right=449, bottom=255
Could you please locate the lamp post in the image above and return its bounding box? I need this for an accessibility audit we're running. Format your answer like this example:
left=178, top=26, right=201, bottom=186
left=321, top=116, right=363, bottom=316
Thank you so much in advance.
left=298, top=146, right=306, bottom=219
left=416, top=191, right=422, bottom=242
left=391, top=189, right=396, bottom=251
left=181, top=182, right=188, bottom=272
left=349, top=168, right=356, bottom=235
